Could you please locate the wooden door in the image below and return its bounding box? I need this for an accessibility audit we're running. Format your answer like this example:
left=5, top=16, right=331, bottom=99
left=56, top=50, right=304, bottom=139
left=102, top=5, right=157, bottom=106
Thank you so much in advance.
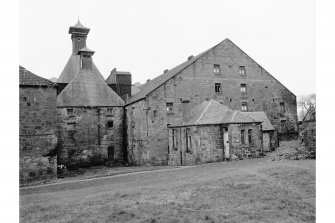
left=224, top=132, right=230, bottom=159
left=263, top=133, right=270, bottom=152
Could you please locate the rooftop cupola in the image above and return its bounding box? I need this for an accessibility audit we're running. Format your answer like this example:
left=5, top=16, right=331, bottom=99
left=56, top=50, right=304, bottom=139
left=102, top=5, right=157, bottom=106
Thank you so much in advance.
left=78, top=47, right=95, bottom=71
left=69, top=20, right=90, bottom=55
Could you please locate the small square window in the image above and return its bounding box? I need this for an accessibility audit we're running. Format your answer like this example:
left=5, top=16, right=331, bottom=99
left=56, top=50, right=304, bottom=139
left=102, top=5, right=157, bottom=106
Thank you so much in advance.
left=213, top=64, right=220, bottom=74
left=239, top=66, right=246, bottom=75
left=107, top=108, right=114, bottom=116
left=107, top=121, right=114, bottom=128
left=67, top=108, right=74, bottom=116
left=215, top=83, right=221, bottom=93
left=166, top=102, right=174, bottom=114
left=242, top=102, right=248, bottom=111
left=240, top=84, right=247, bottom=93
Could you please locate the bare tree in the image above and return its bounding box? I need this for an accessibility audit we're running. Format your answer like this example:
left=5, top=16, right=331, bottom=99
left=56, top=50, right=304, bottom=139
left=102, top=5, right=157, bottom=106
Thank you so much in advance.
left=297, top=94, right=316, bottom=120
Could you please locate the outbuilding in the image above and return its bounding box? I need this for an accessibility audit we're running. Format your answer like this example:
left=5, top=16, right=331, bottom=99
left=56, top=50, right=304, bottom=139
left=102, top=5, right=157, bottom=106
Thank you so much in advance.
left=168, top=99, right=263, bottom=165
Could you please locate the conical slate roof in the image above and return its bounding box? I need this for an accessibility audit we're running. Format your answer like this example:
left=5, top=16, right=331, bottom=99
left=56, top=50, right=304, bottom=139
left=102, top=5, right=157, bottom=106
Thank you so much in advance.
left=181, top=99, right=259, bottom=126
left=57, top=68, right=125, bottom=107
left=57, top=55, right=105, bottom=83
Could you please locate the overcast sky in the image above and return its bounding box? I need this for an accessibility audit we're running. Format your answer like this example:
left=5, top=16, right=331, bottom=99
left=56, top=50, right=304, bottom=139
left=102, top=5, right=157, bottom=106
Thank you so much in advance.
left=20, top=0, right=315, bottom=96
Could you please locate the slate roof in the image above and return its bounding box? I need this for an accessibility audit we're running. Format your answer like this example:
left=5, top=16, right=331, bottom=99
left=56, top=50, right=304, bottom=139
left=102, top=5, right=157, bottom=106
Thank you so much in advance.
left=19, top=66, right=56, bottom=87
left=173, top=99, right=260, bottom=127
left=57, top=55, right=105, bottom=83
left=127, top=39, right=229, bottom=104
left=245, top=111, right=275, bottom=131
left=57, top=68, right=125, bottom=107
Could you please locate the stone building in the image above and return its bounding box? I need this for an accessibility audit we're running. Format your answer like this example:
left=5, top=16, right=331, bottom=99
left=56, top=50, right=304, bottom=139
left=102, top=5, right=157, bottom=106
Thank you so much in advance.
left=245, top=111, right=277, bottom=152
left=125, top=38, right=297, bottom=165
left=167, top=100, right=263, bottom=165
left=56, top=47, right=125, bottom=168
left=19, top=66, right=58, bottom=185
left=57, top=21, right=105, bottom=94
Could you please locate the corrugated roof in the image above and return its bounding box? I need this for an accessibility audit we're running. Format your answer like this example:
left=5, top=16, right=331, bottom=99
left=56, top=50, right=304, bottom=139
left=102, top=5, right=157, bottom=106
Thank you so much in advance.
left=180, top=99, right=259, bottom=126
left=19, top=66, right=55, bottom=87
left=57, top=67, right=125, bottom=107
left=245, top=111, right=275, bottom=131
left=57, top=55, right=105, bottom=83
left=127, top=39, right=229, bottom=104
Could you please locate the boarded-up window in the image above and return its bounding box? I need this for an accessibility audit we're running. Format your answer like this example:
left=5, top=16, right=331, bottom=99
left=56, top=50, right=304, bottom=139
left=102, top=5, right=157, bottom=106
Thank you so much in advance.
left=166, top=102, right=174, bottom=114
left=215, top=83, right=221, bottom=93
left=248, top=129, right=252, bottom=144
left=186, top=128, right=191, bottom=152
left=241, top=130, right=245, bottom=144
left=107, top=108, right=114, bottom=116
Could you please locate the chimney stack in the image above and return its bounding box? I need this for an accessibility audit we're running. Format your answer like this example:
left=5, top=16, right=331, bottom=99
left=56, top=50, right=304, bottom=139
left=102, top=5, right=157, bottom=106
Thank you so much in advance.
left=188, top=55, right=194, bottom=61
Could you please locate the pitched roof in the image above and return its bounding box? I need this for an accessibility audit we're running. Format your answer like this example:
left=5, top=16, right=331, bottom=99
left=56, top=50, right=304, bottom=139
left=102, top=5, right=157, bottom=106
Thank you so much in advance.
left=245, top=111, right=275, bottom=131
left=179, top=99, right=259, bottom=126
left=19, top=66, right=55, bottom=87
left=127, top=39, right=229, bottom=104
left=57, top=67, right=125, bottom=107
left=57, top=55, right=105, bottom=83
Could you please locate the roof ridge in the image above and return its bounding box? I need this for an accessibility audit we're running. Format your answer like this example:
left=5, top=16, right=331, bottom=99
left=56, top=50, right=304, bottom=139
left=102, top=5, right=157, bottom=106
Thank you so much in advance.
left=194, top=101, right=211, bottom=125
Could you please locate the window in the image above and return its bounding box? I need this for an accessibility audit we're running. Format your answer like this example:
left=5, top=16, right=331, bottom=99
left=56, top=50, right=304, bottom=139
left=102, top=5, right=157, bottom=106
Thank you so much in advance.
left=240, top=84, right=247, bottom=93
left=242, top=102, right=248, bottom=111
left=241, top=130, right=245, bottom=144
left=107, top=121, right=114, bottom=128
left=166, top=102, right=174, bottom=114
left=280, top=102, right=285, bottom=113
left=67, top=108, right=74, bottom=116
left=215, top=83, right=221, bottom=93
left=239, top=66, right=246, bottom=75
left=107, top=108, right=114, bottom=116
left=77, top=38, right=81, bottom=41
left=248, top=129, right=252, bottom=144
left=186, top=128, right=191, bottom=152
left=213, top=64, right=220, bottom=74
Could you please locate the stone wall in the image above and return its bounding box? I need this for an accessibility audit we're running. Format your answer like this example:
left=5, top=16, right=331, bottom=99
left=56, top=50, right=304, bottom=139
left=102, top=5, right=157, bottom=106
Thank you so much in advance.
left=57, top=106, right=124, bottom=168
left=301, top=121, right=316, bottom=151
left=126, top=39, right=296, bottom=165
left=168, top=123, right=263, bottom=166
left=19, top=86, right=58, bottom=185
left=228, top=123, right=263, bottom=159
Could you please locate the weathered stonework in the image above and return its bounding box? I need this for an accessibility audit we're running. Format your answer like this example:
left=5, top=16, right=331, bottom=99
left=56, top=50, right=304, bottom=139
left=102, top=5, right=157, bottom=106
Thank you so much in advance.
left=126, top=39, right=297, bottom=165
left=168, top=123, right=263, bottom=166
left=56, top=106, right=124, bottom=168
left=19, top=87, right=58, bottom=185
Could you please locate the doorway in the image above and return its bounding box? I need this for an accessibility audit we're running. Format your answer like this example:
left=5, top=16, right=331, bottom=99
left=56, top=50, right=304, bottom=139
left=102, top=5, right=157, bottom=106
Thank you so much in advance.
left=224, top=132, right=229, bottom=159
left=108, top=146, right=114, bottom=165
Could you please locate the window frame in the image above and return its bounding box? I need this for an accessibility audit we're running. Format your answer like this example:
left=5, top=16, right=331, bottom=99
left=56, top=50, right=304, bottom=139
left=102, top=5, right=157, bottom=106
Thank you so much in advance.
left=215, top=83, right=221, bottom=93
left=280, top=102, right=286, bottom=113
left=213, top=64, right=221, bottom=75
left=166, top=102, right=174, bottom=114
left=241, top=129, right=245, bottom=144
left=239, top=66, right=246, bottom=75
left=186, top=128, right=191, bottom=152
left=241, top=102, right=248, bottom=112
left=240, top=84, right=247, bottom=94
left=248, top=129, right=252, bottom=144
